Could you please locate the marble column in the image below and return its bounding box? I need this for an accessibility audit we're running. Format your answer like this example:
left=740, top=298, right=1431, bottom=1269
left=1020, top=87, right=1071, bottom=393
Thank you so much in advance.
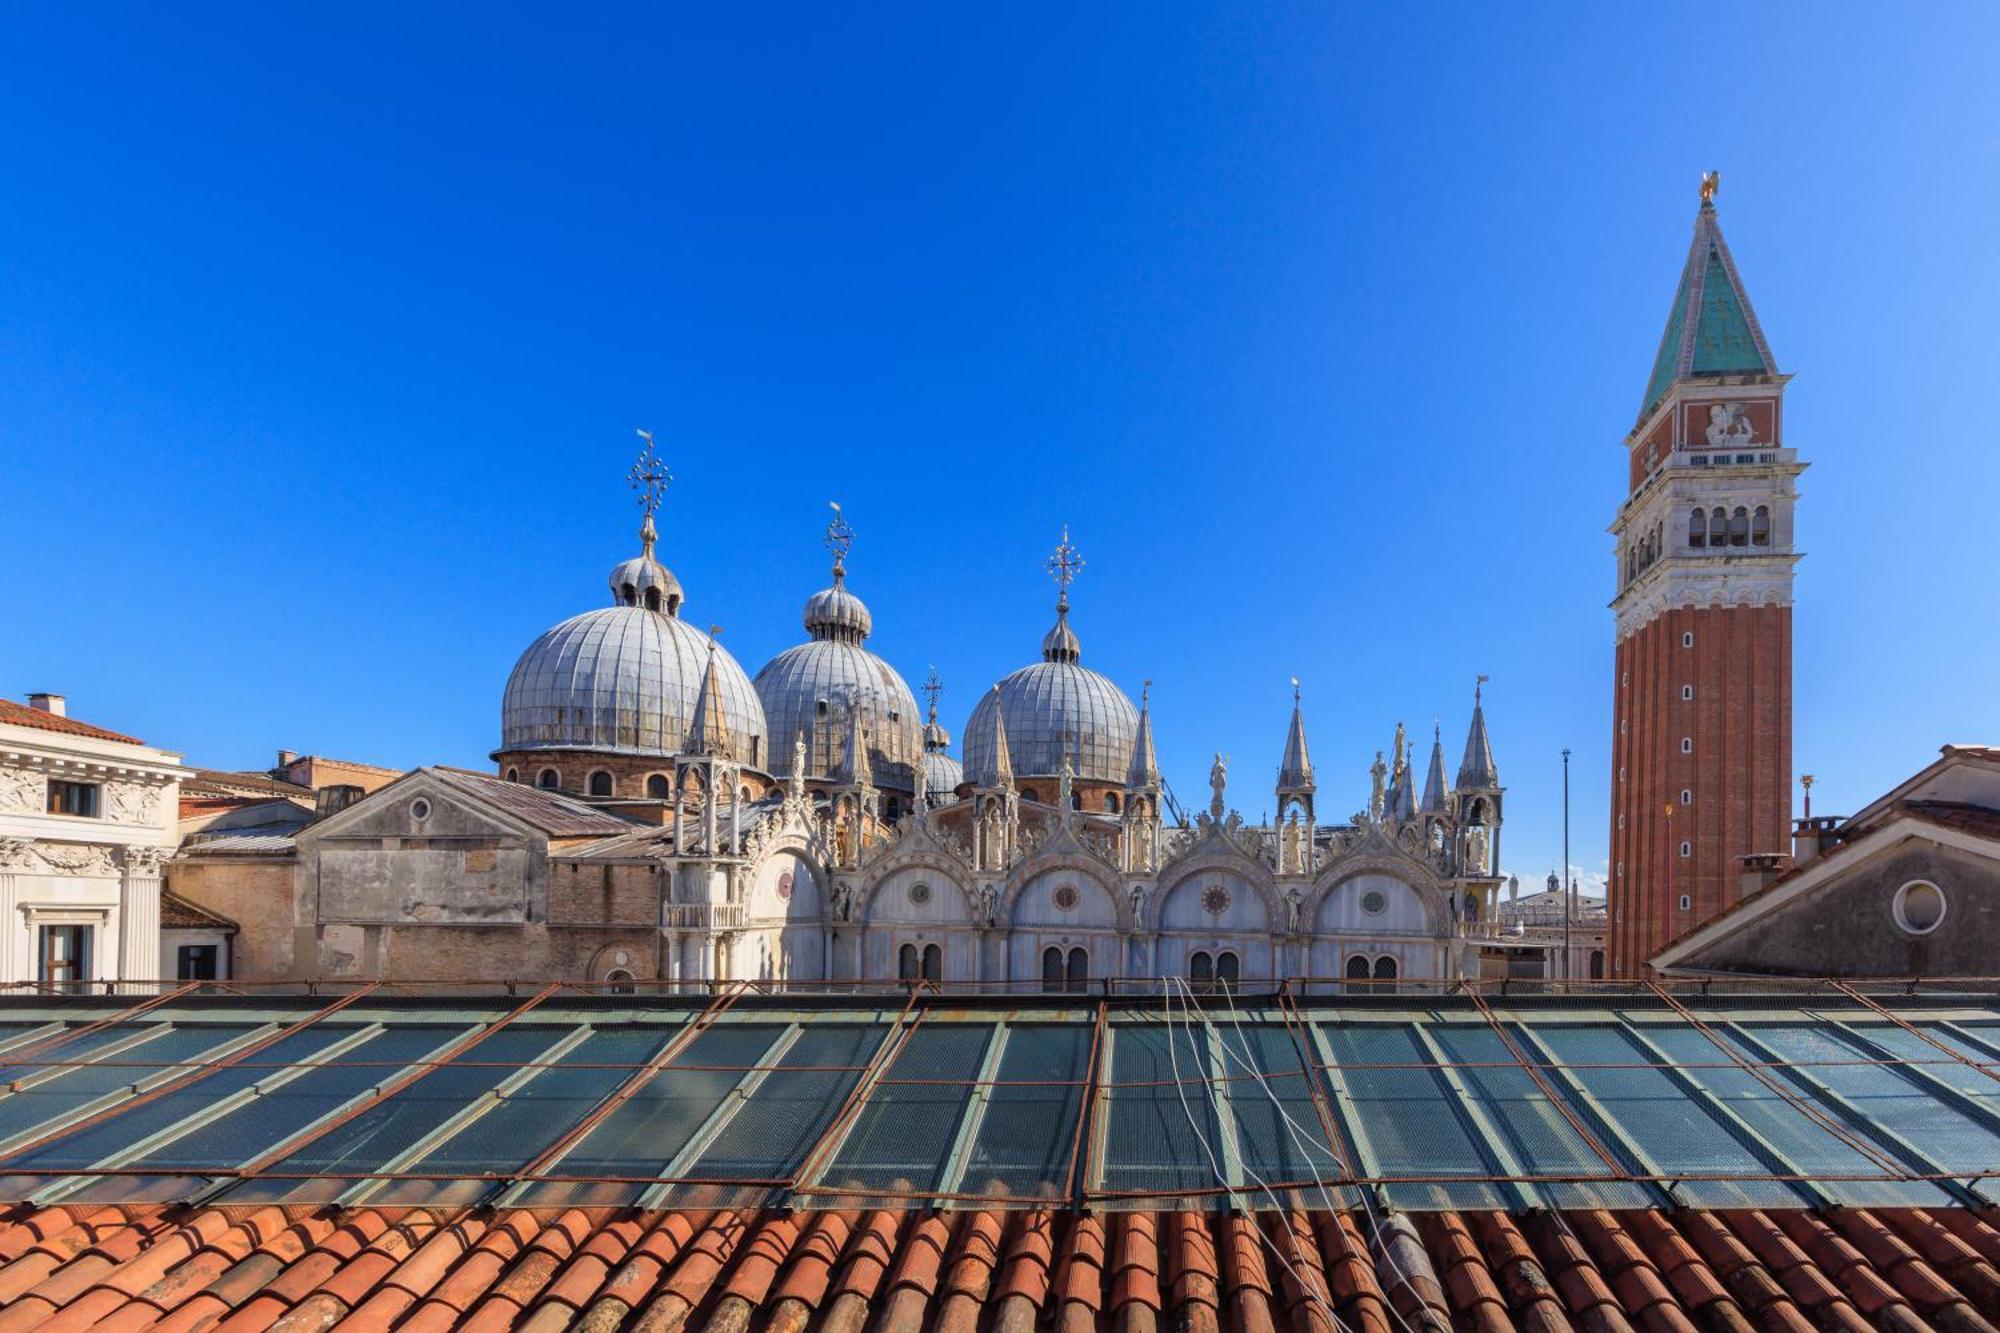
left=119, top=846, right=167, bottom=988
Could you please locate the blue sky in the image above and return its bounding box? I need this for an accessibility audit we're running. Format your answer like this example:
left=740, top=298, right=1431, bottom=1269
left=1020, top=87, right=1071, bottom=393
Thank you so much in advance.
left=4, top=5, right=1997, bottom=892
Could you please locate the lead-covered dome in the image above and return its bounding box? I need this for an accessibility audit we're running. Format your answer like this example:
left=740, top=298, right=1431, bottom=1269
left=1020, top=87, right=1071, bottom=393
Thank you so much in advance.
left=502, top=607, right=769, bottom=765
left=962, top=596, right=1139, bottom=787
left=754, top=555, right=921, bottom=789
left=501, top=493, right=769, bottom=766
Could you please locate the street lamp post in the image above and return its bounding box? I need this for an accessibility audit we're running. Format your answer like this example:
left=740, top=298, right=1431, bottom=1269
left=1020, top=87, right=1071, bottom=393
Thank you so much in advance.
left=1561, top=747, right=1571, bottom=981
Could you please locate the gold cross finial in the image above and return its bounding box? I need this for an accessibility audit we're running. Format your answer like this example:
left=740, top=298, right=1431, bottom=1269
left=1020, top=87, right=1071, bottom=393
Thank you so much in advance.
left=1045, top=525, right=1084, bottom=609
left=824, top=501, right=855, bottom=577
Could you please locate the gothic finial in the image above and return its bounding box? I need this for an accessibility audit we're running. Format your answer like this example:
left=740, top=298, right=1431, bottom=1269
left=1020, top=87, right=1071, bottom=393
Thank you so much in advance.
left=824, top=500, right=855, bottom=579
left=1142, top=678, right=1152, bottom=707
left=1291, top=674, right=1301, bottom=705
left=630, top=430, right=672, bottom=553
left=1700, top=170, right=1720, bottom=205
left=1045, top=524, right=1084, bottom=612
left=1475, top=672, right=1489, bottom=705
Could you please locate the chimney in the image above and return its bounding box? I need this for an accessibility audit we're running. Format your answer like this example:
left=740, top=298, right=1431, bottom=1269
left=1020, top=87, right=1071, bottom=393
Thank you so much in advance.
left=1791, top=815, right=1842, bottom=867
left=1738, top=851, right=1786, bottom=898
left=27, top=693, right=66, bottom=717
left=314, top=784, right=363, bottom=820
left=276, top=749, right=299, bottom=768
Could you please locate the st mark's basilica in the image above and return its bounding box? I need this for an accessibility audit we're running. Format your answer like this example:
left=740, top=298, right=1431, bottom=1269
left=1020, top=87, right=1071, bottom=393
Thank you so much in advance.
left=479, top=439, right=1508, bottom=988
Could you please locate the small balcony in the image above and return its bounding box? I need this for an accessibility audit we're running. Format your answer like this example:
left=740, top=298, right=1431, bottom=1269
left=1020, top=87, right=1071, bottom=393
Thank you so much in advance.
left=662, top=901, right=746, bottom=931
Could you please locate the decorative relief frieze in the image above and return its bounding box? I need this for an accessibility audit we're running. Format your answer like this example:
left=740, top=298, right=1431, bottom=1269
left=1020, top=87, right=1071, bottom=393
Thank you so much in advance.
left=0, top=839, right=119, bottom=876
left=0, top=767, right=41, bottom=814
left=105, top=782, right=164, bottom=824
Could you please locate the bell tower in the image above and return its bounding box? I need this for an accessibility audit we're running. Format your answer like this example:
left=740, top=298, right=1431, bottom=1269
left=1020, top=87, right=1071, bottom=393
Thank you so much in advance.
left=1607, top=174, right=1805, bottom=976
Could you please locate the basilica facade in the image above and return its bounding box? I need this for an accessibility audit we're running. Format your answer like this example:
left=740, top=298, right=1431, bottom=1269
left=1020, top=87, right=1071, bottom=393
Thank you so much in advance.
left=447, top=442, right=1512, bottom=989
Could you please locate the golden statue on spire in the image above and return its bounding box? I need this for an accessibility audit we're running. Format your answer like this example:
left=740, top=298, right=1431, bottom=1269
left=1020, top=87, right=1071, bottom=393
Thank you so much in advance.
left=1700, top=170, right=1720, bottom=204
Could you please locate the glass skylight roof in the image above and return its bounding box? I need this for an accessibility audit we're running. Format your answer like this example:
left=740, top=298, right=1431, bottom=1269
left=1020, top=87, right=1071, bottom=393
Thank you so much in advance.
left=0, top=986, right=1995, bottom=1213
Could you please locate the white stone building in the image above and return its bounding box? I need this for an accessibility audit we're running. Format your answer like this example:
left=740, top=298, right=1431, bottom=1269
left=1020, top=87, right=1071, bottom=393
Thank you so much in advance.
left=0, top=694, right=190, bottom=987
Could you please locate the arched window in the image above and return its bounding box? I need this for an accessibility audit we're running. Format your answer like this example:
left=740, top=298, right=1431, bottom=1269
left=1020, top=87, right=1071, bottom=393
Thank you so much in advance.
left=1190, top=951, right=1213, bottom=990
left=1066, top=947, right=1089, bottom=993
left=1751, top=505, right=1770, bottom=546
left=1372, top=956, right=1398, bottom=987
left=1104, top=793, right=1120, bottom=813
left=1042, top=946, right=1065, bottom=994
left=1070, top=790, right=1082, bottom=810
left=1215, top=951, right=1240, bottom=993
left=1711, top=508, right=1727, bottom=544
left=1589, top=950, right=1605, bottom=980
left=899, top=943, right=920, bottom=984
left=605, top=969, right=635, bottom=995
left=922, top=943, right=942, bottom=983
left=644, top=587, right=662, bottom=612
left=1019, top=788, right=1040, bottom=804
left=1688, top=507, right=1707, bottom=548
left=505, top=768, right=519, bottom=783
left=1345, top=954, right=1371, bottom=992
left=619, top=582, right=637, bottom=605
left=588, top=771, right=614, bottom=797
left=537, top=768, right=560, bottom=790
left=739, top=786, right=751, bottom=803
left=883, top=797, right=901, bottom=822
left=646, top=774, right=670, bottom=799
left=1729, top=506, right=1749, bottom=546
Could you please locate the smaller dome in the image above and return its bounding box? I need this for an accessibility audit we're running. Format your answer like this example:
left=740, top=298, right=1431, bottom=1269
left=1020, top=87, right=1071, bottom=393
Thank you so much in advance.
left=608, top=515, right=684, bottom=616
left=924, top=750, right=963, bottom=802
left=923, top=717, right=952, bottom=751
left=609, top=552, right=683, bottom=616
left=1041, top=612, right=1081, bottom=664
left=803, top=577, right=872, bottom=644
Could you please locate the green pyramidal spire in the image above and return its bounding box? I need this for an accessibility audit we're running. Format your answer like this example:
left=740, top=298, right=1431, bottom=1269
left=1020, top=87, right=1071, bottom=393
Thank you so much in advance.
left=1637, top=175, right=1777, bottom=427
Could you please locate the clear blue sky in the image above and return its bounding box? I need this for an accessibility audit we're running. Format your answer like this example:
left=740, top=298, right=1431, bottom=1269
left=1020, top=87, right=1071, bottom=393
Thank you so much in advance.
left=4, top=5, right=1996, bottom=893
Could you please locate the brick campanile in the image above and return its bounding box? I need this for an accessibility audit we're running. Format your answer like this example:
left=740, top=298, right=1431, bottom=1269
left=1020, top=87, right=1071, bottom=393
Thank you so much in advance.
left=1607, top=177, right=1805, bottom=977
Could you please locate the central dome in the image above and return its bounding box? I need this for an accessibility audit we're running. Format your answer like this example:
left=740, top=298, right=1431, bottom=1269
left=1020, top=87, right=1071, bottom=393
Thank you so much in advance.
left=962, top=586, right=1139, bottom=786
left=752, top=527, right=922, bottom=790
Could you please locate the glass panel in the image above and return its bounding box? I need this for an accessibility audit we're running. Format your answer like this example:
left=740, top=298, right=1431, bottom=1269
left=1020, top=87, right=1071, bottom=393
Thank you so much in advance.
left=684, top=1023, right=884, bottom=1180
left=1210, top=1020, right=1348, bottom=1204
left=1745, top=1022, right=2000, bottom=1179
left=221, top=1025, right=570, bottom=1202
left=0, top=1024, right=157, bottom=1088
left=2, top=1023, right=354, bottom=1173
left=1098, top=1018, right=1222, bottom=1197
left=1320, top=1022, right=1506, bottom=1210
left=516, top=1021, right=790, bottom=1206
left=816, top=1023, right=993, bottom=1196
left=373, top=1023, right=682, bottom=1206
left=958, top=1022, right=1089, bottom=1201
left=1531, top=1024, right=1803, bottom=1208
left=0, top=1024, right=256, bottom=1147
left=1427, top=1024, right=1649, bottom=1210
left=1634, top=1023, right=1945, bottom=1208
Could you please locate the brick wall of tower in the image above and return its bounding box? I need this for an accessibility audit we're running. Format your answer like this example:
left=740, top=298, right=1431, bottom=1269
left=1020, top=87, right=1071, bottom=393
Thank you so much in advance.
left=1609, top=602, right=1791, bottom=975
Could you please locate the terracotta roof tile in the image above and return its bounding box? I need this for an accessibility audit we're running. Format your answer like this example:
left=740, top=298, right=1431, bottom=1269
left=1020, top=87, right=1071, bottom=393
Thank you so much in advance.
left=3, top=1203, right=2000, bottom=1331
left=0, top=698, right=144, bottom=746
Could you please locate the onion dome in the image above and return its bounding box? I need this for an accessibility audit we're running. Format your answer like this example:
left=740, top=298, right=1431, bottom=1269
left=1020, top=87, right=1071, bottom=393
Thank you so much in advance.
left=752, top=505, right=923, bottom=790
left=918, top=668, right=962, bottom=802
left=962, top=528, right=1141, bottom=787
left=500, top=436, right=768, bottom=767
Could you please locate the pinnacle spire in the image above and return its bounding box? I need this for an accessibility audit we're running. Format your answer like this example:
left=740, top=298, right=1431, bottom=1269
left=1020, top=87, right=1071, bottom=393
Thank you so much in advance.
left=839, top=703, right=872, bottom=787
left=981, top=685, right=1014, bottom=788
left=1125, top=680, right=1159, bottom=790
left=1636, top=173, right=1779, bottom=427
left=1277, top=677, right=1314, bottom=794
left=1041, top=527, right=1084, bottom=664
left=1456, top=676, right=1498, bottom=790
left=1420, top=722, right=1449, bottom=813
left=684, top=633, right=735, bottom=760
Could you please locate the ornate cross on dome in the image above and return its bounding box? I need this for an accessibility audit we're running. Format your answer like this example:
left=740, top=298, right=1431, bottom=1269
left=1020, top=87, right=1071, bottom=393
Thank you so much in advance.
left=922, top=665, right=944, bottom=723
left=629, top=430, right=672, bottom=535
left=1045, top=525, right=1084, bottom=609
left=825, top=501, right=855, bottom=577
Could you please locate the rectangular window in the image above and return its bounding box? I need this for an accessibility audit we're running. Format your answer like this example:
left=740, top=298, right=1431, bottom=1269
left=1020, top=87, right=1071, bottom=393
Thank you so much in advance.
left=1679, top=841, right=1692, bottom=858
left=177, top=944, right=220, bottom=980
left=1682, top=632, right=1694, bottom=648
left=1680, top=737, right=1693, bottom=754
left=1680, top=788, right=1693, bottom=805
left=38, top=924, right=93, bottom=992
left=1681, top=684, right=1694, bottom=701
left=45, top=780, right=100, bottom=818
left=1678, top=894, right=1692, bottom=911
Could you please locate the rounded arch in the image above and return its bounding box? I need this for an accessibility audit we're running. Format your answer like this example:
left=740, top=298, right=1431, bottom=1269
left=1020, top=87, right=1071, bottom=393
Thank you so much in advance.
left=1304, top=849, right=1450, bottom=933
left=645, top=773, right=671, bottom=799
left=587, top=769, right=615, bottom=797
left=854, top=850, right=980, bottom=925
left=536, top=767, right=561, bottom=790
left=1001, top=855, right=1129, bottom=931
